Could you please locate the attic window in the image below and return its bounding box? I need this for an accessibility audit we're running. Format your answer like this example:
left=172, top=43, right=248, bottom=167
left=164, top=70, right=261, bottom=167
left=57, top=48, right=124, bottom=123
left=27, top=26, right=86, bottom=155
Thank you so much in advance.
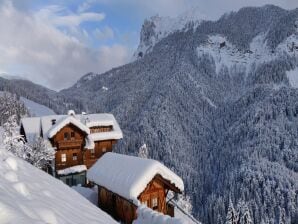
left=64, top=132, right=70, bottom=141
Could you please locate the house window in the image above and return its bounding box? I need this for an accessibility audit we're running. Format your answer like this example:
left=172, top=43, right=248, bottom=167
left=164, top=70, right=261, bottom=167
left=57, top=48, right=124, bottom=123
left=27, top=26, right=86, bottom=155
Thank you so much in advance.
left=152, top=197, right=158, bottom=210
left=73, top=153, right=77, bottom=161
left=71, top=132, right=75, bottom=139
left=90, top=148, right=95, bottom=155
left=61, top=154, right=67, bottom=162
left=64, top=132, right=70, bottom=140
left=142, top=200, right=148, bottom=207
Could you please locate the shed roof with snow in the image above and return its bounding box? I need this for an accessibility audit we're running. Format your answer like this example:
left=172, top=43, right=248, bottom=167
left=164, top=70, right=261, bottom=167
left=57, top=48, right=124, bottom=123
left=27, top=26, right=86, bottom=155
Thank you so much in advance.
left=87, top=152, right=184, bottom=204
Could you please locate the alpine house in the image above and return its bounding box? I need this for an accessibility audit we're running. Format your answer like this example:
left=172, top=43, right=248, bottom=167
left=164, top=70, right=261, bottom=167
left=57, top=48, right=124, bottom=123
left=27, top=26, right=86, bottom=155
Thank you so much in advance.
left=20, top=110, right=123, bottom=186
left=87, top=152, right=184, bottom=224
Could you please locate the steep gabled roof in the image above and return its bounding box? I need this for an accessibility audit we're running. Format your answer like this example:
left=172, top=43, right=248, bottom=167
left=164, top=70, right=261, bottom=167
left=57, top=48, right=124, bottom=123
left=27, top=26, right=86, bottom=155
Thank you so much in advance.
left=87, top=153, right=184, bottom=205
left=47, top=116, right=90, bottom=138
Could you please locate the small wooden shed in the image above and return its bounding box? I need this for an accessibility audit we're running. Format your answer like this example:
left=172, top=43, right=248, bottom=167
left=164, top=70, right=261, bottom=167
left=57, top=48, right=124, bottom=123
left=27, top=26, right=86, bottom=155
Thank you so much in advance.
left=87, top=152, right=184, bottom=224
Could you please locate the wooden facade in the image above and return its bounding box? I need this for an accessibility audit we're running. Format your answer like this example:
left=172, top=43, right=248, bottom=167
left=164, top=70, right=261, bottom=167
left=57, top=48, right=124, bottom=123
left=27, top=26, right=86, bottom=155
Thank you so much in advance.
left=50, top=124, right=118, bottom=174
left=96, top=175, right=181, bottom=224
left=90, top=126, right=113, bottom=133
left=84, top=139, right=116, bottom=168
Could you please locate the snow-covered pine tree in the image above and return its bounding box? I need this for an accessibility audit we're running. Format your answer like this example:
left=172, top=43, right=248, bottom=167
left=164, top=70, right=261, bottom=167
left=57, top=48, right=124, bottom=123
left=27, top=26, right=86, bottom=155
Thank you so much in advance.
left=226, top=198, right=238, bottom=224
left=176, top=194, right=193, bottom=214
left=2, top=115, right=27, bottom=159
left=138, top=143, right=149, bottom=158
left=278, top=207, right=286, bottom=224
left=237, top=201, right=253, bottom=224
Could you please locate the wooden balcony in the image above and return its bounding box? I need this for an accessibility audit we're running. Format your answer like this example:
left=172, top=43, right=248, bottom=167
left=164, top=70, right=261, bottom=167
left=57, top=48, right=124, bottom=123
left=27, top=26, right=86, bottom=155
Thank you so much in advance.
left=57, top=140, right=83, bottom=149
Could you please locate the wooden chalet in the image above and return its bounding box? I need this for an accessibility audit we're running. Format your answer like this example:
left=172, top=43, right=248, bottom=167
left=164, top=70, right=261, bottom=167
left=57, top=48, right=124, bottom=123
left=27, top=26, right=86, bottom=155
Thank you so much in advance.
left=20, top=111, right=123, bottom=186
left=87, top=152, right=184, bottom=224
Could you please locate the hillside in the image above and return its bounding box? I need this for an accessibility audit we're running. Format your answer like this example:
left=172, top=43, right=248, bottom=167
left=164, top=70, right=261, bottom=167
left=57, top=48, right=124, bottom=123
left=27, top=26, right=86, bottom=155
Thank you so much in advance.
left=59, top=5, right=298, bottom=223
left=0, top=147, right=117, bottom=224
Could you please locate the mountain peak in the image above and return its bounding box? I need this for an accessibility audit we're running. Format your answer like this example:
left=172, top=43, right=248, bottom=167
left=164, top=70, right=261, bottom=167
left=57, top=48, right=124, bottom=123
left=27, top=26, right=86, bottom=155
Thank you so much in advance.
left=132, top=7, right=205, bottom=60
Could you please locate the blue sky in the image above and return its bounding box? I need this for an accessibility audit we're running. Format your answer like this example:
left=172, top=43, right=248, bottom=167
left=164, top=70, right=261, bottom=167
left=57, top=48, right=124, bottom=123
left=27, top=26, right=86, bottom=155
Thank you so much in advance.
left=0, top=0, right=297, bottom=90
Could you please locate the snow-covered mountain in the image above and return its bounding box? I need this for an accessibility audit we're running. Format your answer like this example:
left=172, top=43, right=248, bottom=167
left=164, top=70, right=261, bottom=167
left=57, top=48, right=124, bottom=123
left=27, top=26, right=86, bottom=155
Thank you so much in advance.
left=1, top=5, right=298, bottom=224
left=60, top=5, right=298, bottom=224
left=132, top=7, right=205, bottom=60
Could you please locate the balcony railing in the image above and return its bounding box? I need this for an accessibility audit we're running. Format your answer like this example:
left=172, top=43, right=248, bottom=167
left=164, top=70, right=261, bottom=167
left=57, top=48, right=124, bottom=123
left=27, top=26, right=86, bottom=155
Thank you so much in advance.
left=57, top=140, right=82, bottom=149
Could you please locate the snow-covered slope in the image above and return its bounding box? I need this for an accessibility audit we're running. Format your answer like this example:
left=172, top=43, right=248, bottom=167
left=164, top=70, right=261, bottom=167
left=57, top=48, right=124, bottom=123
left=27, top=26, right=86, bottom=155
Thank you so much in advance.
left=0, top=148, right=117, bottom=224
left=21, top=97, right=56, bottom=116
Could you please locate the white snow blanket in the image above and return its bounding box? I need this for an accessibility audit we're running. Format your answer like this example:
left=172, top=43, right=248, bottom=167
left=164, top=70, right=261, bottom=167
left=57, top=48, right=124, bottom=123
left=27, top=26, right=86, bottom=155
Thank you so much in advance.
left=57, top=165, right=87, bottom=176
left=72, top=186, right=98, bottom=206
left=87, top=152, right=184, bottom=205
left=0, top=148, right=117, bottom=224
left=133, top=205, right=187, bottom=224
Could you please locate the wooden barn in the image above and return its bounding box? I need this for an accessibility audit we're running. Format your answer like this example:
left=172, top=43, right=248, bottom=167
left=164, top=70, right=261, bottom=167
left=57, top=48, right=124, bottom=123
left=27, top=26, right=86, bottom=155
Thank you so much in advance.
left=87, top=152, right=184, bottom=224
left=20, top=111, right=123, bottom=186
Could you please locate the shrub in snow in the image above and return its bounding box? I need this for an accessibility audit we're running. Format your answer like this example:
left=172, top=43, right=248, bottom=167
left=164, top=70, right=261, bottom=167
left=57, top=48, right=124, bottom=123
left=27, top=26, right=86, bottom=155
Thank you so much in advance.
left=3, top=115, right=27, bottom=159
left=26, top=137, right=55, bottom=169
left=3, top=115, right=55, bottom=169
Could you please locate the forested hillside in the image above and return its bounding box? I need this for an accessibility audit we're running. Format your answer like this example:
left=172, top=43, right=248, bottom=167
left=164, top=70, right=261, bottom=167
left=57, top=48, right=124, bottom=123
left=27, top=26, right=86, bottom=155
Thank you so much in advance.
left=1, top=5, right=298, bottom=223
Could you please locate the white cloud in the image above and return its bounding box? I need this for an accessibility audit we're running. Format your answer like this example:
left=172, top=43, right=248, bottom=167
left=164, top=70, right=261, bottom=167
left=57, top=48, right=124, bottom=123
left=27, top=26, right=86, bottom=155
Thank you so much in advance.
left=93, top=26, right=114, bottom=41
left=35, top=5, right=105, bottom=28
left=0, top=1, right=130, bottom=90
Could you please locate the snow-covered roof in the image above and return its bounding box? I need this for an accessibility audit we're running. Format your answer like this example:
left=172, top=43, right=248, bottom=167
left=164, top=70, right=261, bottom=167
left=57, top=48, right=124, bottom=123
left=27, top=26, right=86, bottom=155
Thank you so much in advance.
left=57, top=165, right=87, bottom=176
left=20, top=112, right=123, bottom=146
left=82, top=114, right=123, bottom=141
left=47, top=116, right=90, bottom=138
left=87, top=153, right=184, bottom=205
left=0, top=148, right=117, bottom=224
left=21, top=117, right=41, bottom=143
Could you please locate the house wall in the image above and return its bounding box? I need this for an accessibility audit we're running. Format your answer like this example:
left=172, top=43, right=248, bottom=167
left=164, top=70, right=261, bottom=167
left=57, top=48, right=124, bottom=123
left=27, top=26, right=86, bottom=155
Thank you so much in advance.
left=138, top=178, right=167, bottom=215
left=51, top=124, right=86, bottom=170
left=96, top=177, right=172, bottom=224
left=98, top=186, right=137, bottom=224
left=84, top=140, right=117, bottom=168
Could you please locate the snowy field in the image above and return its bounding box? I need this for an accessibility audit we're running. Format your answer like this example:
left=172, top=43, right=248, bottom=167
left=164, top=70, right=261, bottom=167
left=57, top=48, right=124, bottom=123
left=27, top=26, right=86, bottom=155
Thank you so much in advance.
left=0, top=148, right=117, bottom=224
left=21, top=97, right=56, bottom=116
